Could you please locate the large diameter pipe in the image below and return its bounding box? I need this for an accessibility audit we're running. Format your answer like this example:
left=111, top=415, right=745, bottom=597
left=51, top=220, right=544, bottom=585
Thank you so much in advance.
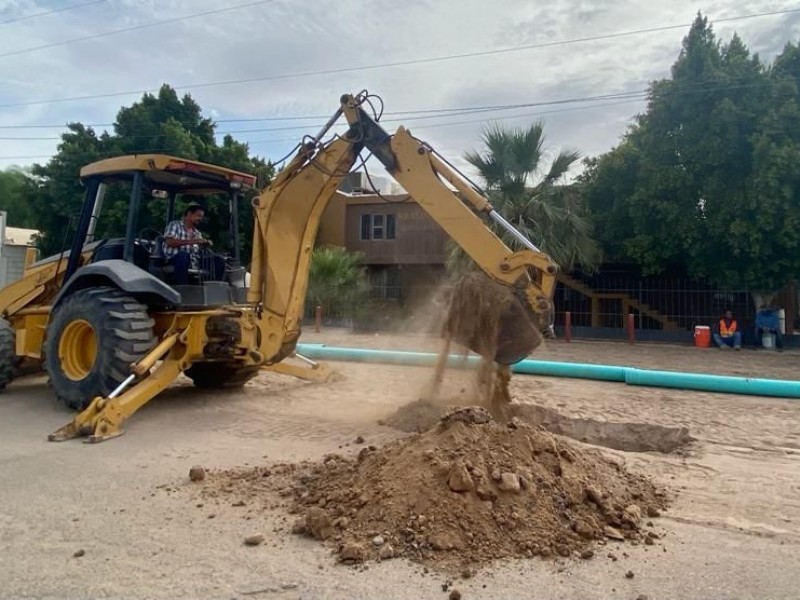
left=296, top=344, right=626, bottom=382
left=294, top=343, right=800, bottom=399
left=623, top=368, right=800, bottom=398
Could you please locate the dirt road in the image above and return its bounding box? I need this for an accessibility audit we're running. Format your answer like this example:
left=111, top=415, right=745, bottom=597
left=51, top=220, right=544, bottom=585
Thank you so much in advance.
left=1, top=332, right=799, bottom=599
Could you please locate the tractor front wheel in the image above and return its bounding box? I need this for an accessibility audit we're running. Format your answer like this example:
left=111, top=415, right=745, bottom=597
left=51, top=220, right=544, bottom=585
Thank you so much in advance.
left=44, top=287, right=156, bottom=410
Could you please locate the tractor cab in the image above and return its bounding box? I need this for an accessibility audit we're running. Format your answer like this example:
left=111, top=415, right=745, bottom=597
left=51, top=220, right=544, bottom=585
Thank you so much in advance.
left=62, top=154, right=257, bottom=309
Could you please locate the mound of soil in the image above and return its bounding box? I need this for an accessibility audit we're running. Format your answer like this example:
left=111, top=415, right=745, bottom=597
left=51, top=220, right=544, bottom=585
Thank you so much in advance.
left=199, top=407, right=669, bottom=572
left=384, top=399, right=694, bottom=454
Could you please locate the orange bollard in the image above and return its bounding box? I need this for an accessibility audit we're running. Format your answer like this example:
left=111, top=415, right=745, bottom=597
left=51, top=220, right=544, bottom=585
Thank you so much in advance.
left=627, top=313, right=635, bottom=344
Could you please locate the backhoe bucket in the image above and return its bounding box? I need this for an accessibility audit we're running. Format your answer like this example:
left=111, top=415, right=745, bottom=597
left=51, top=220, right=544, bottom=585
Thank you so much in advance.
left=443, top=272, right=543, bottom=365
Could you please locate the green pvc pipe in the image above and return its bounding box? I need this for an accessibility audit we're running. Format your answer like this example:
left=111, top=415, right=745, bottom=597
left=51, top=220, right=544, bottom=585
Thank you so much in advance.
left=295, top=343, right=800, bottom=399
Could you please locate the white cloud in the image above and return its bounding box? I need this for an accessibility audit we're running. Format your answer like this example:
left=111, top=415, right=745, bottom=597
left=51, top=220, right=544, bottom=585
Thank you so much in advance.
left=0, top=0, right=798, bottom=183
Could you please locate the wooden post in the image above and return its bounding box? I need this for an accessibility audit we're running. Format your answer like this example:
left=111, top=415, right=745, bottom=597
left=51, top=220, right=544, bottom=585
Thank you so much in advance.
left=565, top=311, right=572, bottom=343
left=627, top=312, right=635, bottom=344
left=591, top=296, right=599, bottom=328
left=315, top=305, right=322, bottom=333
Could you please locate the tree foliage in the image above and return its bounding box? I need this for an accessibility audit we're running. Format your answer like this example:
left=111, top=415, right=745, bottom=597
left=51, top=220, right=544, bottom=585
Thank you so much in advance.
left=306, top=246, right=369, bottom=317
left=21, top=85, right=274, bottom=259
left=579, top=14, right=800, bottom=294
left=448, top=121, right=601, bottom=275
left=0, top=166, right=36, bottom=228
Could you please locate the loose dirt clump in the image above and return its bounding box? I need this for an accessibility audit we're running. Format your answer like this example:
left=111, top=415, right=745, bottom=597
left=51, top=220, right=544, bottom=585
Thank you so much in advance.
left=217, top=407, right=669, bottom=572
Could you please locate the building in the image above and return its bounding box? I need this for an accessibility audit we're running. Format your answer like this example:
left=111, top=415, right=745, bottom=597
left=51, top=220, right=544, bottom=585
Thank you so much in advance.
left=0, top=211, right=39, bottom=287
left=317, top=184, right=450, bottom=314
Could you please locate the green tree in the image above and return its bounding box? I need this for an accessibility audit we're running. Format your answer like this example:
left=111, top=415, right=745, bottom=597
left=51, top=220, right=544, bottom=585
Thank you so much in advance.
left=0, top=166, right=36, bottom=228
left=24, top=123, right=115, bottom=255
left=447, top=122, right=601, bottom=275
left=306, top=246, right=369, bottom=319
left=22, top=84, right=274, bottom=259
left=580, top=13, right=800, bottom=299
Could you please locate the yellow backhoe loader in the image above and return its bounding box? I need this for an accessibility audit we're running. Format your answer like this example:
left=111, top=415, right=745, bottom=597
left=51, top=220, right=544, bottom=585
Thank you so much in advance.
left=0, top=91, right=558, bottom=443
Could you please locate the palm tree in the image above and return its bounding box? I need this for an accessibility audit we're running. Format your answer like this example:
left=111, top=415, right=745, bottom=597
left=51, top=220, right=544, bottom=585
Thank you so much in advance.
left=447, top=121, right=601, bottom=275
left=307, top=246, right=369, bottom=320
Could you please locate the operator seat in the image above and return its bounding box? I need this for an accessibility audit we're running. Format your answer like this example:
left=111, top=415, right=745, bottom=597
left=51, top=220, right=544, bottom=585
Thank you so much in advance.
left=91, top=238, right=150, bottom=271
left=148, top=235, right=210, bottom=284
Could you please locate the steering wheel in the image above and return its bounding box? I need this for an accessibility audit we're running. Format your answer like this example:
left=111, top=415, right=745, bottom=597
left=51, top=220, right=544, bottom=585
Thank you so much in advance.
left=136, top=227, right=163, bottom=253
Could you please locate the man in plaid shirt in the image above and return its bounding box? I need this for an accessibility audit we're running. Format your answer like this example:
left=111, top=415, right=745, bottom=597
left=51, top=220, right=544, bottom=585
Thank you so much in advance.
left=163, top=204, right=225, bottom=285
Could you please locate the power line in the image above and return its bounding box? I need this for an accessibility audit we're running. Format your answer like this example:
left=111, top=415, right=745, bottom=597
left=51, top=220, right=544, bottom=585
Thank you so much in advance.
left=0, top=99, right=642, bottom=161
left=3, top=78, right=792, bottom=162
left=1, top=7, right=797, bottom=109
left=0, top=0, right=278, bottom=59
left=0, top=92, right=650, bottom=140
left=0, top=78, right=774, bottom=141
left=0, top=0, right=106, bottom=26
left=244, top=97, right=650, bottom=146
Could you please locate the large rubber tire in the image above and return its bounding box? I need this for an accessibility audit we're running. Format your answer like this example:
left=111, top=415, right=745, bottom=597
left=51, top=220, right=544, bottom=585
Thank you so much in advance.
left=184, top=362, right=260, bottom=390
left=44, top=287, right=156, bottom=410
left=0, top=319, right=16, bottom=391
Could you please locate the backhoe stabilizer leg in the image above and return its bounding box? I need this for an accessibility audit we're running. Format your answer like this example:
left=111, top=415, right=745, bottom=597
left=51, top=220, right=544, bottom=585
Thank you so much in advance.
left=47, top=358, right=184, bottom=443
left=47, top=395, right=109, bottom=442
left=262, top=353, right=340, bottom=383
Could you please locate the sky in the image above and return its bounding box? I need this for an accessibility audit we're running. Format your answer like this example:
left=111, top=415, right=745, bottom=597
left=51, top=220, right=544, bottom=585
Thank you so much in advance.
left=1, top=0, right=799, bottom=182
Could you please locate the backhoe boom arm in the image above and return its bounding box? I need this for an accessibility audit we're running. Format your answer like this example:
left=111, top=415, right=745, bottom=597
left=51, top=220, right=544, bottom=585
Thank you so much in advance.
left=248, top=92, right=558, bottom=365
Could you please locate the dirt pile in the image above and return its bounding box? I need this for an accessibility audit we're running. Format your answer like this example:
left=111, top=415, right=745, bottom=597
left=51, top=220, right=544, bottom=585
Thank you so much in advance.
left=384, top=399, right=694, bottom=454
left=229, top=407, right=669, bottom=571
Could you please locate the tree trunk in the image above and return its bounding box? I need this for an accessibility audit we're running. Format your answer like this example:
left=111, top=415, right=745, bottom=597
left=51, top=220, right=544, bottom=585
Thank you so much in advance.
left=751, top=291, right=777, bottom=311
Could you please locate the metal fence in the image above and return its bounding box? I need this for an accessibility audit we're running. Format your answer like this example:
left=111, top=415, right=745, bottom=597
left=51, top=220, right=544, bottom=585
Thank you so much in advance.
left=303, top=278, right=793, bottom=344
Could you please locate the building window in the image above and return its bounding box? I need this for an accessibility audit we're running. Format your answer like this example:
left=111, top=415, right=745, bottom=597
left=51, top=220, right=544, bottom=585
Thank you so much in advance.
left=359, top=214, right=396, bottom=240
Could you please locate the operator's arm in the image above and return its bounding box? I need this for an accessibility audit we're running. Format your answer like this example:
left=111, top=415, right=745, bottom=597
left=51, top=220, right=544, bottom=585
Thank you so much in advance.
left=163, top=221, right=208, bottom=248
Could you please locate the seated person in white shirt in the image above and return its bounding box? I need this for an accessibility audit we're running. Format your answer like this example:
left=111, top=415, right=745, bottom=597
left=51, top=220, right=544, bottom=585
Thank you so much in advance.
left=162, top=203, right=225, bottom=285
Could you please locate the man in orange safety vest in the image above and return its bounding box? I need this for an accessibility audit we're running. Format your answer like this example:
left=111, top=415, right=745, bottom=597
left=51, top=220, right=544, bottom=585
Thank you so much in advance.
left=713, top=310, right=742, bottom=350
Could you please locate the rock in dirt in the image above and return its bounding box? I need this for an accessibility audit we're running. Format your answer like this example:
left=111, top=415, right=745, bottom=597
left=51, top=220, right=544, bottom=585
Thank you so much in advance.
left=604, top=526, right=626, bottom=541
left=291, top=519, right=306, bottom=535
left=189, top=466, right=206, bottom=482
left=449, top=590, right=462, bottom=600
left=646, top=506, right=661, bottom=518
left=339, top=541, right=368, bottom=563
left=305, top=507, right=335, bottom=540
left=73, top=549, right=85, bottom=558
left=244, top=534, right=264, bottom=546
left=378, top=544, right=395, bottom=560
left=498, top=472, right=521, bottom=494
left=372, top=535, right=385, bottom=547
left=625, top=570, right=635, bottom=579
left=448, top=463, right=474, bottom=492
left=623, top=504, right=642, bottom=529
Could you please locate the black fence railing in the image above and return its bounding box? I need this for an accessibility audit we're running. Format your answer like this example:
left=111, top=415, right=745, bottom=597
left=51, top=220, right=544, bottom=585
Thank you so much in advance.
left=303, top=280, right=791, bottom=344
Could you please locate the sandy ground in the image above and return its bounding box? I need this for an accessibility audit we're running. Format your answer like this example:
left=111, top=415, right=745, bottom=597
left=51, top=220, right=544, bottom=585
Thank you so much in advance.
left=1, top=329, right=800, bottom=599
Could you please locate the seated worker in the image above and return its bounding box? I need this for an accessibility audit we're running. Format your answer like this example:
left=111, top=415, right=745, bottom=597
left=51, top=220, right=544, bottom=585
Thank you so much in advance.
left=163, top=203, right=225, bottom=285
left=755, top=304, right=784, bottom=351
left=713, top=309, right=741, bottom=350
